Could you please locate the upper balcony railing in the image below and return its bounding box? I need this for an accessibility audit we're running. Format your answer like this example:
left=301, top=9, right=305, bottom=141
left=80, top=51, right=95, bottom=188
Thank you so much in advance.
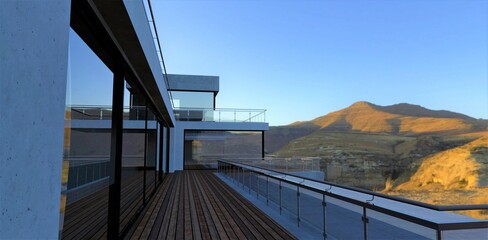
left=218, top=160, right=488, bottom=240
left=174, top=107, right=266, bottom=123
left=141, top=0, right=174, bottom=107
left=70, top=105, right=156, bottom=121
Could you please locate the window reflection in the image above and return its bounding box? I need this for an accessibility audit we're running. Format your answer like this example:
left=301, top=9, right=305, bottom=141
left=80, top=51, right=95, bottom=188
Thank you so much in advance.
left=171, top=91, right=214, bottom=109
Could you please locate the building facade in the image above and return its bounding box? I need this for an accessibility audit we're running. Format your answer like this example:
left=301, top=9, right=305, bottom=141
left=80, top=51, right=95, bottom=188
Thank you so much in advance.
left=0, top=1, right=267, bottom=238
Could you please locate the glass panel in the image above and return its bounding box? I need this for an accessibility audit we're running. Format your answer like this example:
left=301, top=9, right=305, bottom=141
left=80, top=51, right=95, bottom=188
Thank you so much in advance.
left=257, top=175, right=268, bottom=201
left=249, top=172, right=258, bottom=196
left=120, top=128, right=144, bottom=232
left=267, top=177, right=281, bottom=211
left=281, top=181, right=298, bottom=218
left=184, top=131, right=262, bottom=169
left=171, top=91, right=214, bottom=109
left=325, top=196, right=363, bottom=240
left=299, top=188, right=324, bottom=231
left=61, top=28, right=112, bottom=239
left=367, top=209, right=436, bottom=240
left=242, top=170, right=251, bottom=191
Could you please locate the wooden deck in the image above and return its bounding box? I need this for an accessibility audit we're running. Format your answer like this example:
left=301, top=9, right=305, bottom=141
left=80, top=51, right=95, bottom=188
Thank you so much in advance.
left=125, top=170, right=297, bottom=240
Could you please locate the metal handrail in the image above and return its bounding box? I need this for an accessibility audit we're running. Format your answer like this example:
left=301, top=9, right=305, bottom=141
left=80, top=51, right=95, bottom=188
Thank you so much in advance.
left=218, top=160, right=488, bottom=237
left=143, top=0, right=174, bottom=108
left=174, top=107, right=267, bottom=123
left=174, top=107, right=267, bottom=111
left=70, top=105, right=156, bottom=120
left=221, top=159, right=488, bottom=212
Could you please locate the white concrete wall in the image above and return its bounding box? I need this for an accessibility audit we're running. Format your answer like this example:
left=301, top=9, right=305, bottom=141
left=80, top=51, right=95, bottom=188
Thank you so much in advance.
left=0, top=1, right=71, bottom=238
left=170, top=121, right=269, bottom=171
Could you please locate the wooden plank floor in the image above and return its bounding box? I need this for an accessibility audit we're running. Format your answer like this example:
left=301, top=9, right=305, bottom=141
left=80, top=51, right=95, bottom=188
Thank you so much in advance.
left=126, top=170, right=297, bottom=240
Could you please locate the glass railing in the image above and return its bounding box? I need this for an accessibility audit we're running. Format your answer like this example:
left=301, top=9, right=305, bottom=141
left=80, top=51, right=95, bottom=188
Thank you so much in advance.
left=70, top=105, right=156, bottom=121
left=141, top=0, right=174, bottom=107
left=174, top=107, right=266, bottom=122
left=224, top=157, right=323, bottom=180
left=218, top=160, right=488, bottom=240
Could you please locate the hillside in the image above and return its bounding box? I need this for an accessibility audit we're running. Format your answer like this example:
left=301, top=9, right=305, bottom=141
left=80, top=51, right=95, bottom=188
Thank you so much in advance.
left=266, top=101, right=488, bottom=192
left=394, top=135, right=488, bottom=190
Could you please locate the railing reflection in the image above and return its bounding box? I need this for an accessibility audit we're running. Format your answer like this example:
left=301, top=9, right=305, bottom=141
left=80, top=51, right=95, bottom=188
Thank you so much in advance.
left=70, top=105, right=157, bottom=121
left=65, top=156, right=144, bottom=204
left=218, top=160, right=488, bottom=240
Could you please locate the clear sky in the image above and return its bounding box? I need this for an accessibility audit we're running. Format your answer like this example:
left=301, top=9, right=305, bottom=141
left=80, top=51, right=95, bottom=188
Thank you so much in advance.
left=152, top=0, right=488, bottom=126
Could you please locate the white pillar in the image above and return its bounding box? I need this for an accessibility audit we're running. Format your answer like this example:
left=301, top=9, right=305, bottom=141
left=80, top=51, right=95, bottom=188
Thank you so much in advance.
left=0, top=1, right=71, bottom=238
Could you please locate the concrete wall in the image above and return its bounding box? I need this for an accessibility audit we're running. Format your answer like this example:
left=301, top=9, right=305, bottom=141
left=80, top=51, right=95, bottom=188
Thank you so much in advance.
left=170, top=121, right=269, bottom=171
left=0, top=1, right=71, bottom=238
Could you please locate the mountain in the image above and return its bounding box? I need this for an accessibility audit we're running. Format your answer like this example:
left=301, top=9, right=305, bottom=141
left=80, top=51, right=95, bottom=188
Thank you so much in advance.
left=265, top=101, right=487, bottom=154
left=308, top=101, right=484, bottom=135
left=377, top=103, right=474, bottom=119
left=264, top=101, right=488, bottom=191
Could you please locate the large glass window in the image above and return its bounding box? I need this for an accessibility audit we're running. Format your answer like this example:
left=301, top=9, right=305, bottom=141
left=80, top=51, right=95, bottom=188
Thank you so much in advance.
left=119, top=96, right=158, bottom=234
left=61, top=28, right=113, bottom=239
left=184, top=130, right=263, bottom=169
left=171, top=91, right=214, bottom=109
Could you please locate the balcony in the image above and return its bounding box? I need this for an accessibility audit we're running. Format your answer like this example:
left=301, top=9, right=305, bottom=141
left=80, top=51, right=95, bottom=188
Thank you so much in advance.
left=217, top=160, right=488, bottom=240
left=174, top=107, right=266, bottom=123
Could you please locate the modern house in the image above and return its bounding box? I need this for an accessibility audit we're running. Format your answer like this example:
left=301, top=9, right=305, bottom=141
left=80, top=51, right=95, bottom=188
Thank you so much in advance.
left=1, top=0, right=269, bottom=238
left=1, top=1, right=487, bottom=239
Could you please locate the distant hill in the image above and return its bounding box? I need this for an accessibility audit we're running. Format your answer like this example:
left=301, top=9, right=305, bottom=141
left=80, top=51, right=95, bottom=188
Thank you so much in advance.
left=265, top=101, right=487, bottom=154
left=309, top=101, right=485, bottom=135
left=376, top=103, right=474, bottom=120
left=265, top=102, right=488, bottom=206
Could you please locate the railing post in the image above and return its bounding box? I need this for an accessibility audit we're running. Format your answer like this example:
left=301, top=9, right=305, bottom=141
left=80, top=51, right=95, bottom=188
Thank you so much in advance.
left=240, top=167, right=243, bottom=188
left=323, top=194, right=327, bottom=240
left=436, top=229, right=442, bottom=240
left=256, top=173, right=259, bottom=199
left=249, top=171, right=252, bottom=194
left=279, top=180, right=282, bottom=215
left=241, top=168, right=244, bottom=189
left=297, top=185, right=300, bottom=227
left=234, top=110, right=236, bottom=122
left=362, top=207, right=368, bottom=240
left=266, top=176, right=269, bottom=206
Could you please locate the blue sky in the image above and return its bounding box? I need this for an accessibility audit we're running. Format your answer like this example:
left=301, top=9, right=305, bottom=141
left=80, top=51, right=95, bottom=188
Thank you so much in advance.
left=152, top=0, right=488, bottom=126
